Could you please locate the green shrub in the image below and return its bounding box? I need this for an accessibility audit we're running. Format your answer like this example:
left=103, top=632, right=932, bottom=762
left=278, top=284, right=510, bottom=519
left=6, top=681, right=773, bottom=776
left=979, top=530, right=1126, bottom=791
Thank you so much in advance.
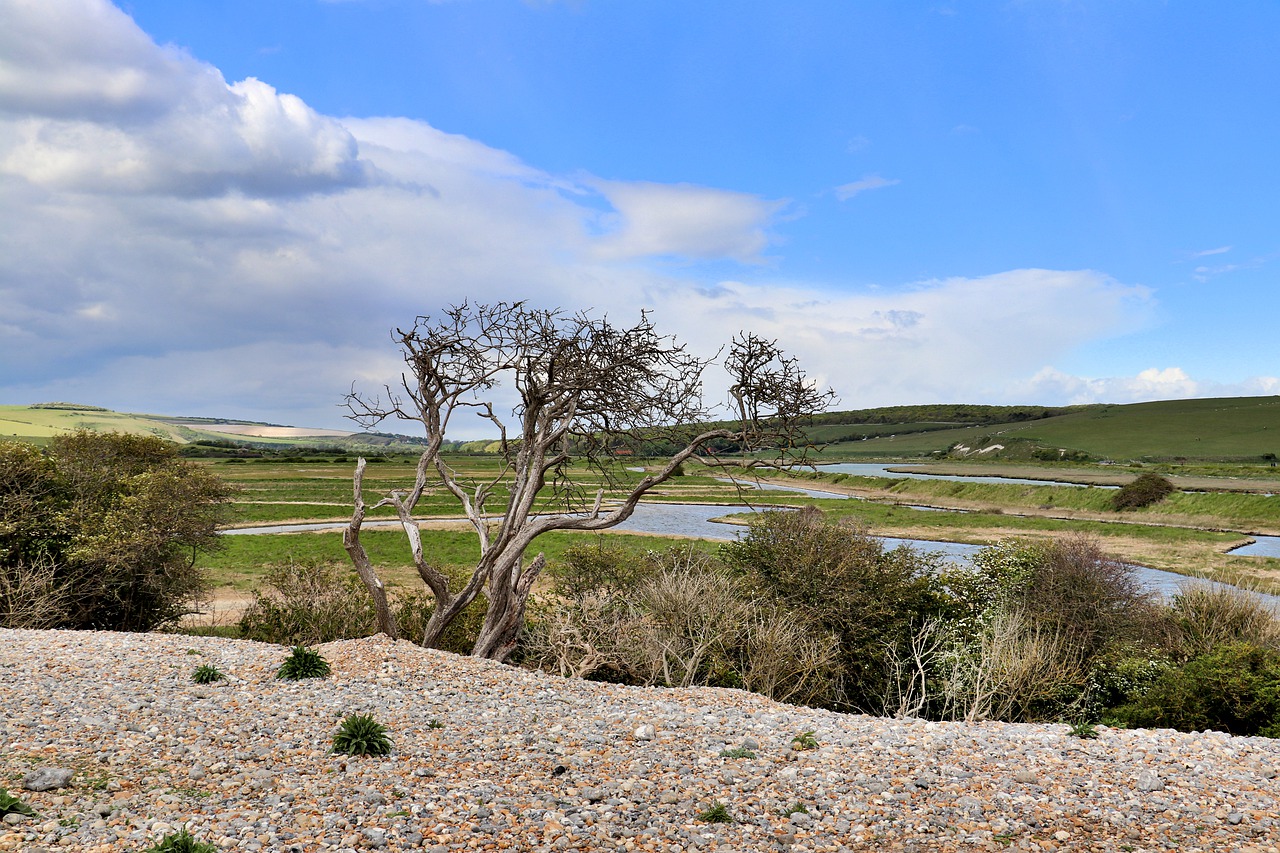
left=718, top=746, right=756, bottom=759
left=697, top=802, right=734, bottom=823
left=276, top=645, right=331, bottom=680
left=550, top=540, right=650, bottom=599
left=238, top=560, right=375, bottom=646
left=1111, top=472, right=1174, bottom=511
left=1109, top=643, right=1280, bottom=737
left=0, top=787, right=36, bottom=818
left=1163, top=583, right=1280, bottom=660
left=191, top=664, right=224, bottom=684
left=791, top=730, right=819, bottom=751
left=332, top=713, right=393, bottom=756
left=932, top=537, right=1156, bottom=723
left=143, top=827, right=218, bottom=853
left=0, top=432, right=233, bottom=632
left=720, top=507, right=940, bottom=711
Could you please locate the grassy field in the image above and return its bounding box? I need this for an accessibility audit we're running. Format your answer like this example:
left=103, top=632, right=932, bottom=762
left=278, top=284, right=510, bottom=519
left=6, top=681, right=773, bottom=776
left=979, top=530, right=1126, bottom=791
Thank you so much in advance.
left=0, top=403, right=354, bottom=446
left=191, top=456, right=1280, bottom=604
left=814, top=395, right=1280, bottom=462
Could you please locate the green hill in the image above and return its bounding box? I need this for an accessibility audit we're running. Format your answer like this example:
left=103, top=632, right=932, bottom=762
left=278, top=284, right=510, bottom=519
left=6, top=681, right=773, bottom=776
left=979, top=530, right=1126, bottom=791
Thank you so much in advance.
left=813, top=396, right=1280, bottom=462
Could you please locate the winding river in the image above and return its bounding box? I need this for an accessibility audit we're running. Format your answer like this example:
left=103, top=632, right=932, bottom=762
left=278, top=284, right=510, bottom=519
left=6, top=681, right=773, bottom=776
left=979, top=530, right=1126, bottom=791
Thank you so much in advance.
left=226, top=495, right=1277, bottom=603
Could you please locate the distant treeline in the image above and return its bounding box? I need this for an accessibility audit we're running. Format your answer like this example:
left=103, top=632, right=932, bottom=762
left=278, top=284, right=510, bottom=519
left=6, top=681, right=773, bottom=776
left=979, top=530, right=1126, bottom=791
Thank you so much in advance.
left=806, top=403, right=1096, bottom=427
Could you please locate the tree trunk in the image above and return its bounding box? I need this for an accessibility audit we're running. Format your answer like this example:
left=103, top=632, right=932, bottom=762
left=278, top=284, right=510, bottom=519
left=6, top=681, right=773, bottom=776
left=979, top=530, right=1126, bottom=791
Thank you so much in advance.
left=472, top=552, right=545, bottom=661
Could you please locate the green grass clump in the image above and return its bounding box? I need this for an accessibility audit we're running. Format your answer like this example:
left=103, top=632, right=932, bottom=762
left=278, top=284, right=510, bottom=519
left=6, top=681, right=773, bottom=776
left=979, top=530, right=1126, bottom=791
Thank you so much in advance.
left=276, top=645, right=331, bottom=680
left=191, top=664, right=224, bottom=684
left=332, top=713, right=393, bottom=756
left=697, top=802, right=734, bottom=823
left=791, top=731, right=819, bottom=751
left=718, top=746, right=756, bottom=759
left=0, top=788, right=37, bottom=818
left=143, top=827, right=218, bottom=853
left=1067, top=720, right=1099, bottom=739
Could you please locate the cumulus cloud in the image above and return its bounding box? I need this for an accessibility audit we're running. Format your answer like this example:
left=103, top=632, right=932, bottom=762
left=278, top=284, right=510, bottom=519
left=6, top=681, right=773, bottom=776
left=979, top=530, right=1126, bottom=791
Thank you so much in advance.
left=588, top=180, right=785, bottom=262
left=630, top=270, right=1156, bottom=411
left=835, top=174, right=900, bottom=201
left=1017, top=366, right=1280, bottom=405
left=0, top=0, right=370, bottom=196
left=0, top=0, right=1166, bottom=432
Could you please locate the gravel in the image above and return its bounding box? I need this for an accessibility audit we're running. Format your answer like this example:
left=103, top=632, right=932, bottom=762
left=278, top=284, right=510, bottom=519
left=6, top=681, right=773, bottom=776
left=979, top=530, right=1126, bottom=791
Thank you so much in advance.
left=3, top=628, right=1279, bottom=852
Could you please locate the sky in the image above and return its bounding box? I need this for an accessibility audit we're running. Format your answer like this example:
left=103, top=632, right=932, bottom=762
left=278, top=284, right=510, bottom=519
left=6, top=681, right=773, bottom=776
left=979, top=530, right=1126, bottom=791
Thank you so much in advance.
left=1, top=0, right=1278, bottom=436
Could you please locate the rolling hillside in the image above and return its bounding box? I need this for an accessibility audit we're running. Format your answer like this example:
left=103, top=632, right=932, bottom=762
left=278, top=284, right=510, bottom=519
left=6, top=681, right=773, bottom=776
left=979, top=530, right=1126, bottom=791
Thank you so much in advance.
left=0, top=403, right=354, bottom=446
left=5, top=396, right=1279, bottom=462
left=812, top=396, right=1280, bottom=462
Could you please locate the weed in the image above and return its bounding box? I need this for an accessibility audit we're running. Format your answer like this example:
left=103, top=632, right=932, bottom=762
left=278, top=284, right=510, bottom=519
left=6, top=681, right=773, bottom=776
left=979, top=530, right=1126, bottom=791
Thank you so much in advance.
left=791, top=731, right=819, bottom=751
left=142, top=827, right=218, bottom=853
left=332, top=713, right=393, bottom=756
left=1067, top=720, right=1099, bottom=739
left=0, top=788, right=37, bottom=818
left=427, top=719, right=445, bottom=730
left=191, top=664, right=224, bottom=684
left=781, top=802, right=809, bottom=816
left=185, top=649, right=200, bottom=656
left=276, top=645, right=331, bottom=680
left=697, top=801, right=734, bottom=823
left=718, top=746, right=756, bottom=759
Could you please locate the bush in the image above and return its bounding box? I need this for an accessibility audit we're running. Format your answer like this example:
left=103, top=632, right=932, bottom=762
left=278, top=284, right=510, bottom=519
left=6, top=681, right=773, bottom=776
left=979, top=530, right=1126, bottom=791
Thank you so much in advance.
left=276, top=646, right=331, bottom=680
left=930, top=537, right=1156, bottom=722
left=238, top=560, right=376, bottom=646
left=0, top=433, right=234, bottom=631
left=332, top=713, right=393, bottom=756
left=1162, top=583, right=1280, bottom=660
left=524, top=544, right=841, bottom=704
left=191, top=664, right=224, bottom=684
left=0, top=787, right=36, bottom=818
left=720, top=508, right=940, bottom=711
left=1110, top=643, right=1280, bottom=737
left=1111, top=472, right=1174, bottom=510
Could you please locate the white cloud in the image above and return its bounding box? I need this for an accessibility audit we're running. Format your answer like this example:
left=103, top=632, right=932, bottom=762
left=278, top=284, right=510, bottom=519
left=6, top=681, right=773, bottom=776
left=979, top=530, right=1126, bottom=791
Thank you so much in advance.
left=628, top=270, right=1155, bottom=411
left=1017, top=366, right=1280, bottom=405
left=588, top=180, right=785, bottom=262
left=0, top=0, right=369, bottom=197
left=1189, top=245, right=1232, bottom=258
left=0, top=0, right=1166, bottom=432
left=834, top=174, right=900, bottom=201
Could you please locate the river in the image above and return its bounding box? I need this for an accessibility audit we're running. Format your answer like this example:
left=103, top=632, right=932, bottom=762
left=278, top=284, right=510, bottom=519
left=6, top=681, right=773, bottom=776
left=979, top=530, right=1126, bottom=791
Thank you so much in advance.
left=226, top=499, right=1276, bottom=603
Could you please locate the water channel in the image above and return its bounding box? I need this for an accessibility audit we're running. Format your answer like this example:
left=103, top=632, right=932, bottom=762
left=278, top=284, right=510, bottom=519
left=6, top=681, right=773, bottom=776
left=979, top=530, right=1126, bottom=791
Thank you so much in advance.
left=226, top=493, right=1276, bottom=603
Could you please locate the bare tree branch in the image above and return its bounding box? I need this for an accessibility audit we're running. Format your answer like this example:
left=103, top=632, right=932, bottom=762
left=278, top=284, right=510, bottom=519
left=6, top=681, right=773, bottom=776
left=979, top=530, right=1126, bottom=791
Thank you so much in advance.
left=344, top=302, right=832, bottom=661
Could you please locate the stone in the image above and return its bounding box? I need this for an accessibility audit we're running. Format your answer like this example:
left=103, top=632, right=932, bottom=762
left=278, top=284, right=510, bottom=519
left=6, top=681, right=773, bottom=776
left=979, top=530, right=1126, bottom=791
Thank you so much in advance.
left=22, top=768, right=74, bottom=792
left=634, top=724, right=656, bottom=741
left=1135, top=771, right=1165, bottom=792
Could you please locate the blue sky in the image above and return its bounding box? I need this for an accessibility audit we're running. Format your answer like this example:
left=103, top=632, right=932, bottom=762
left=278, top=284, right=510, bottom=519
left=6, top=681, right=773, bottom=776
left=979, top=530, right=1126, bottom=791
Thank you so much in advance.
left=1, top=0, right=1277, bottom=434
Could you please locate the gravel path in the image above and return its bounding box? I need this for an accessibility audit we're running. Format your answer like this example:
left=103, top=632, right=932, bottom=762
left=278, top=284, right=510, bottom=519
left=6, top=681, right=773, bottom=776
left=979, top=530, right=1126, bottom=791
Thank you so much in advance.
left=3, top=628, right=1279, bottom=852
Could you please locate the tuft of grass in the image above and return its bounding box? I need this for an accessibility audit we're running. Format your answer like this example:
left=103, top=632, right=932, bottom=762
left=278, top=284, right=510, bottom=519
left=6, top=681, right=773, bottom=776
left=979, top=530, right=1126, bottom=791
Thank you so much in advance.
left=276, top=645, right=331, bottom=680
left=191, top=664, right=224, bottom=684
left=791, top=730, right=819, bottom=751
left=143, top=827, right=218, bottom=853
left=781, top=801, right=809, bottom=816
left=718, top=746, right=756, bottom=759
left=697, top=802, right=734, bottom=823
left=1067, top=720, right=1099, bottom=739
left=332, top=713, right=393, bottom=756
left=427, top=719, right=445, bottom=730
left=0, top=788, right=37, bottom=818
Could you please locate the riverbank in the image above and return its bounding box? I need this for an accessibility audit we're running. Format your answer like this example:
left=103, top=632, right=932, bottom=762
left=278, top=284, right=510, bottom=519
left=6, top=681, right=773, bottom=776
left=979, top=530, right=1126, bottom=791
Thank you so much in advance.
left=4, top=629, right=1280, bottom=852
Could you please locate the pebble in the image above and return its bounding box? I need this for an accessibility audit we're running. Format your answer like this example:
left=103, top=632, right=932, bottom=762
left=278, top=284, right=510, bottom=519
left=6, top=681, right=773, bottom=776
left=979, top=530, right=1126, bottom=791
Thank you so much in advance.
left=3, top=628, right=1280, bottom=852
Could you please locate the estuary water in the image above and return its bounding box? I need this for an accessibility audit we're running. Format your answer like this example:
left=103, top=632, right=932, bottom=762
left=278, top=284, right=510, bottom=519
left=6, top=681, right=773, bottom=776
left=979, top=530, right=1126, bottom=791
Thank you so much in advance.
left=227, top=501, right=1276, bottom=603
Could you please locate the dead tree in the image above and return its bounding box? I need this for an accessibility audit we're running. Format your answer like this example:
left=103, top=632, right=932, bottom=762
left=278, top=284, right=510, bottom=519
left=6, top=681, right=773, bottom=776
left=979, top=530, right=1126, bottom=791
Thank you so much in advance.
left=344, top=302, right=833, bottom=661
